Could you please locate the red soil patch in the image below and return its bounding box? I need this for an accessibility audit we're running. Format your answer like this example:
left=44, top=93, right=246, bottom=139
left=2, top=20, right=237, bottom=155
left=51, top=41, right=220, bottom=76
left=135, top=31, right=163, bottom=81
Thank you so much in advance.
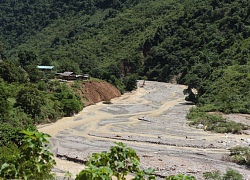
left=80, top=81, right=121, bottom=106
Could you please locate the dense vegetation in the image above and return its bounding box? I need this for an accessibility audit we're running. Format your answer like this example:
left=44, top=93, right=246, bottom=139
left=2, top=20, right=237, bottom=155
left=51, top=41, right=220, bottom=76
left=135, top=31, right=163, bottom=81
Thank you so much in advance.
left=203, top=169, right=243, bottom=180
left=187, top=108, right=249, bottom=134
left=0, top=130, right=55, bottom=179
left=228, top=146, right=250, bottom=166
left=0, top=0, right=249, bottom=113
left=0, top=75, right=84, bottom=147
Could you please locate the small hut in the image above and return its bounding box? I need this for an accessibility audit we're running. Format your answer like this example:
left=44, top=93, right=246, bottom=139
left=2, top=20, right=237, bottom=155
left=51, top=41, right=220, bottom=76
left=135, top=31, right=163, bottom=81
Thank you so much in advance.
left=56, top=72, right=83, bottom=80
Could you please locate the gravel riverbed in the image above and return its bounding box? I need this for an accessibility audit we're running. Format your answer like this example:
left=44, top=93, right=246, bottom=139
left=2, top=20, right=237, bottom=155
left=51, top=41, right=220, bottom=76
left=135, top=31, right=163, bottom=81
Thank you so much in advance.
left=39, top=80, right=250, bottom=179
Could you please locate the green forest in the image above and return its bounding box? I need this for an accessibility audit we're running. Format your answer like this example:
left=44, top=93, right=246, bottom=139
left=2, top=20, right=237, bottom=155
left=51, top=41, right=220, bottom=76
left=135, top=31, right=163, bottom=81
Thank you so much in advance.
left=0, top=0, right=249, bottom=179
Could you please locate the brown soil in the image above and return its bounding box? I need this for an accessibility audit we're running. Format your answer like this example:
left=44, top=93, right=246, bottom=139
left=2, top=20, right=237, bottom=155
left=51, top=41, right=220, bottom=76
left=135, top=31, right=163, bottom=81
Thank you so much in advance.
left=71, top=80, right=121, bottom=106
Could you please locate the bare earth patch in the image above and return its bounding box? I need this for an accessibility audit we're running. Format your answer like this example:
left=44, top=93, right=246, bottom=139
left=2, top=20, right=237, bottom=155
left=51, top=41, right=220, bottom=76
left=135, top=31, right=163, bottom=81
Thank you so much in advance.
left=223, top=114, right=250, bottom=126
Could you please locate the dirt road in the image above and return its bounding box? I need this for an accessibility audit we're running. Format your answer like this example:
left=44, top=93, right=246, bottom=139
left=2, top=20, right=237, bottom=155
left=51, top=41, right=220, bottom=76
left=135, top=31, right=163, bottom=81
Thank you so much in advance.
left=38, top=81, right=250, bottom=179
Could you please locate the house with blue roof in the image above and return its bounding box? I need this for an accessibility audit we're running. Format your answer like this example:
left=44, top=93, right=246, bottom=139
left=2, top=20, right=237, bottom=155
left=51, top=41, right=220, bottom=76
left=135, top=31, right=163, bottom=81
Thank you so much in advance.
left=37, top=66, right=54, bottom=73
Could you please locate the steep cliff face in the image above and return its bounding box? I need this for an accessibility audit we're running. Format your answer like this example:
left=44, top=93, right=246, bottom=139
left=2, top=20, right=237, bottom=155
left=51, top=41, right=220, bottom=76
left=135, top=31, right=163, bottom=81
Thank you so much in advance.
left=80, top=81, right=121, bottom=106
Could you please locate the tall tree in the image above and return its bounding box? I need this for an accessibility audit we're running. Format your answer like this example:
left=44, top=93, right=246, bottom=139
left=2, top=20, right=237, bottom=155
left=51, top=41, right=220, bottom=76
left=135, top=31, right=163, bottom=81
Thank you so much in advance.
left=0, top=60, right=28, bottom=83
left=18, top=50, right=38, bottom=70
left=15, top=85, right=45, bottom=121
left=0, top=80, right=11, bottom=119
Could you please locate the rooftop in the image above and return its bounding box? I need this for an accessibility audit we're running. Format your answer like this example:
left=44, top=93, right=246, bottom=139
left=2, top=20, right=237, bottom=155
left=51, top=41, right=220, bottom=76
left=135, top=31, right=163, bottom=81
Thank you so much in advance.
left=56, top=72, right=74, bottom=76
left=37, top=66, right=54, bottom=70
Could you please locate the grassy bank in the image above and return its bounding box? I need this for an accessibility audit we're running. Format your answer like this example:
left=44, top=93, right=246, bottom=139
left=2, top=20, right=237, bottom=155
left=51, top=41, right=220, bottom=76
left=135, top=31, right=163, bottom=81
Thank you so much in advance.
left=187, top=107, right=248, bottom=134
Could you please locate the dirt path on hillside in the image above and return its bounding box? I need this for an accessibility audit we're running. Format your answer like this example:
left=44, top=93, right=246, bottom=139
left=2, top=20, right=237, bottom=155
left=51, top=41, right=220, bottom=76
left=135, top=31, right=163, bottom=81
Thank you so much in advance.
left=38, top=81, right=250, bottom=179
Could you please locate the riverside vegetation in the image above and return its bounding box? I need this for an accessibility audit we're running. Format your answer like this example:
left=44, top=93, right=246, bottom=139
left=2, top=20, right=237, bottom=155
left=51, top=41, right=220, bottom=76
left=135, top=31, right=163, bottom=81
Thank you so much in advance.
left=0, top=0, right=249, bottom=179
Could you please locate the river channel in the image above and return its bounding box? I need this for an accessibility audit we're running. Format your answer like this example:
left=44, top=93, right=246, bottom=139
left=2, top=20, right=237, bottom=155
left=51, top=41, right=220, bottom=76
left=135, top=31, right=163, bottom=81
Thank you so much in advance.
left=38, top=80, right=250, bottom=179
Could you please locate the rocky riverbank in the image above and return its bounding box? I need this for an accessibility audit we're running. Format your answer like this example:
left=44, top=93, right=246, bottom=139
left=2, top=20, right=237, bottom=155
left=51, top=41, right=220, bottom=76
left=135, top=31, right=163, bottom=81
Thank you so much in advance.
left=39, top=80, right=250, bottom=179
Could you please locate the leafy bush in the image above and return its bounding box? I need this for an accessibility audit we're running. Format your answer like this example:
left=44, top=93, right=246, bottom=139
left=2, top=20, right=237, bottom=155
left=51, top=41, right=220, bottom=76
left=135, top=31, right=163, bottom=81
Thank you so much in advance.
left=76, top=165, right=113, bottom=180
left=0, top=143, right=20, bottom=168
left=229, top=146, right=250, bottom=166
left=0, top=124, right=23, bottom=147
left=52, top=82, right=84, bottom=116
left=165, top=174, right=196, bottom=180
left=76, top=142, right=155, bottom=180
left=0, top=80, right=11, bottom=119
left=203, top=170, right=222, bottom=180
left=223, top=169, right=243, bottom=180
left=187, top=107, right=247, bottom=134
left=204, top=169, right=243, bottom=180
left=61, top=98, right=83, bottom=116
left=0, top=130, right=56, bottom=180
left=15, top=85, right=46, bottom=120
left=124, top=74, right=138, bottom=92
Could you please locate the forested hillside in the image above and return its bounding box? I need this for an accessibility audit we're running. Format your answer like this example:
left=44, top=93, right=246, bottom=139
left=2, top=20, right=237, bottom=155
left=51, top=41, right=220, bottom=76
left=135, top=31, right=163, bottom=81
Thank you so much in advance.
left=1, top=0, right=249, bottom=114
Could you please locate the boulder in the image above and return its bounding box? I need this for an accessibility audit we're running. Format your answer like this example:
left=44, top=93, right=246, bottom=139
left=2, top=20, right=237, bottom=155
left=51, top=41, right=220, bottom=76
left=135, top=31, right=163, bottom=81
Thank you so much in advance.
left=197, top=124, right=204, bottom=129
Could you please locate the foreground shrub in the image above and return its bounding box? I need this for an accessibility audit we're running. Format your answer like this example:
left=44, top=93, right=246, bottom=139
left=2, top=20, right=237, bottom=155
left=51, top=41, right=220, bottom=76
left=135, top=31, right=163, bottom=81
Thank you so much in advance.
left=204, top=168, right=243, bottom=180
left=0, top=130, right=56, bottom=180
left=76, top=142, right=155, bottom=180
left=223, top=169, right=243, bottom=180
left=0, top=123, right=23, bottom=147
left=203, top=170, right=222, bottom=180
left=229, top=146, right=250, bottom=166
left=165, top=174, right=196, bottom=180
